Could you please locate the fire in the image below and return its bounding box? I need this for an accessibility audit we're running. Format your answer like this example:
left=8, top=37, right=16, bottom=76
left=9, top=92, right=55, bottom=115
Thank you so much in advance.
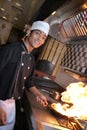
left=54, top=82, right=87, bottom=120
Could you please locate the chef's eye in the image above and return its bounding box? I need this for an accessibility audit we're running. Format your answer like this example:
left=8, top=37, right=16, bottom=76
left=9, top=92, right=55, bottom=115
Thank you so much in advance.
left=34, top=30, right=40, bottom=35
left=34, top=30, right=47, bottom=40
left=42, top=36, right=47, bottom=41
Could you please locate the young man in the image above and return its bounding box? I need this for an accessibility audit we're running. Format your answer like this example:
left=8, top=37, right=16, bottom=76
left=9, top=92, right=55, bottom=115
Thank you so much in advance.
left=0, top=21, right=50, bottom=130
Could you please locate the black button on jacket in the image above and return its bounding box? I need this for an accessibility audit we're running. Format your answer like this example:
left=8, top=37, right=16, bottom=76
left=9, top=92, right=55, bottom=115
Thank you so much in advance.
left=0, top=41, right=35, bottom=100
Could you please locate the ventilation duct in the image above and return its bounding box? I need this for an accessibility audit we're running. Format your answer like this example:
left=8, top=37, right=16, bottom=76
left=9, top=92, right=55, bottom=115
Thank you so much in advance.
left=29, top=0, right=69, bottom=24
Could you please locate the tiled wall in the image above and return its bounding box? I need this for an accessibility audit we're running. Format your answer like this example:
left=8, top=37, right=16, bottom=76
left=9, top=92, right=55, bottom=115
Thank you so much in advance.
left=61, top=41, right=87, bottom=76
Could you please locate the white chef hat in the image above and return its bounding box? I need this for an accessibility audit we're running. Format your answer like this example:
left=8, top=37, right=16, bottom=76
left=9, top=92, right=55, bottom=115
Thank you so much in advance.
left=30, top=21, right=50, bottom=36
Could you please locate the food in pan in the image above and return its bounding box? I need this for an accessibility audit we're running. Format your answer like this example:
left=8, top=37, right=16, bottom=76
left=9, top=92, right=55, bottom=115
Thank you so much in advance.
left=51, top=103, right=87, bottom=120
left=51, top=103, right=70, bottom=116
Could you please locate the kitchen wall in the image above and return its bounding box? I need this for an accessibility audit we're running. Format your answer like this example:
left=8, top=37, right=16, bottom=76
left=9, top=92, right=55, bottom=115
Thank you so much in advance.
left=50, top=7, right=87, bottom=88
left=54, top=39, right=87, bottom=88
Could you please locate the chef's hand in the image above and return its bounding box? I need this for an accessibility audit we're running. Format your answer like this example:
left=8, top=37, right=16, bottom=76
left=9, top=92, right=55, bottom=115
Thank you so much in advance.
left=36, top=93, right=48, bottom=107
left=0, top=107, right=7, bottom=125
left=29, top=86, right=48, bottom=107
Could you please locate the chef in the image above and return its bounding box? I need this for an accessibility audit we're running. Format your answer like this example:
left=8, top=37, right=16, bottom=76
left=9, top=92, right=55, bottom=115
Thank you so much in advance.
left=0, top=20, right=50, bottom=130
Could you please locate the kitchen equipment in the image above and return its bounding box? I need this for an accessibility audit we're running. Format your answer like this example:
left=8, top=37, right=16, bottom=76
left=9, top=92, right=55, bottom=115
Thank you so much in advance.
left=47, top=101, right=85, bottom=130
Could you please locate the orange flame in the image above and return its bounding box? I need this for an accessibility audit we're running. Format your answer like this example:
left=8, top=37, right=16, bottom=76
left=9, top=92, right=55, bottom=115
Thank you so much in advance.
left=56, top=82, right=87, bottom=120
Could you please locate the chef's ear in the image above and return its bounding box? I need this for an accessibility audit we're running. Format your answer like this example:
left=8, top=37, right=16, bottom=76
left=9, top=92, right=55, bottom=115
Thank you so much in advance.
left=24, top=24, right=31, bottom=34
left=26, top=29, right=31, bottom=36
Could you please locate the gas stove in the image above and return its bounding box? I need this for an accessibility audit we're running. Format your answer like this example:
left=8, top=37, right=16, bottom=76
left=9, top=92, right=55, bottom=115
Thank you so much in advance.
left=40, top=88, right=87, bottom=130
left=25, top=85, right=87, bottom=130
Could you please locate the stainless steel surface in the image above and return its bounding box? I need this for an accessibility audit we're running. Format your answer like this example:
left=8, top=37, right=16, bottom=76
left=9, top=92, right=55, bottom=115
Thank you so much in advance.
left=26, top=89, right=70, bottom=130
left=41, top=122, right=69, bottom=130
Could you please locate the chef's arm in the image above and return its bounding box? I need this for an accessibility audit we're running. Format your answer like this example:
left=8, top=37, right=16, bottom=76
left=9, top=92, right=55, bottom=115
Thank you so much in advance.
left=28, top=86, right=48, bottom=107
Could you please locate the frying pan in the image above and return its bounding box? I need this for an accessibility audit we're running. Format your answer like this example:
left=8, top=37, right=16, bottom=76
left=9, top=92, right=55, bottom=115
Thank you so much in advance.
left=47, top=101, right=70, bottom=118
left=47, top=101, right=84, bottom=130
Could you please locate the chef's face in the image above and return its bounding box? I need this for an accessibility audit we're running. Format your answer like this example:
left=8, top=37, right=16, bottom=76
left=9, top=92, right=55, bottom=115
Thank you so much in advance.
left=27, top=30, right=47, bottom=49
